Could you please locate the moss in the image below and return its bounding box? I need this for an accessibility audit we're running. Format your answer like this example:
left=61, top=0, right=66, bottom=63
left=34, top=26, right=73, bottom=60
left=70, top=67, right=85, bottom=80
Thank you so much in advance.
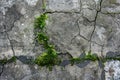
left=37, top=32, right=49, bottom=44
left=33, top=11, right=120, bottom=70
left=34, top=49, right=60, bottom=71
left=34, top=13, right=48, bottom=30
left=70, top=51, right=99, bottom=65
left=84, top=51, right=98, bottom=61
left=70, top=58, right=81, bottom=65
left=34, top=13, right=61, bottom=70
left=8, top=56, right=17, bottom=63
left=0, top=56, right=17, bottom=65
left=0, top=58, right=7, bottom=65
left=70, top=50, right=120, bottom=65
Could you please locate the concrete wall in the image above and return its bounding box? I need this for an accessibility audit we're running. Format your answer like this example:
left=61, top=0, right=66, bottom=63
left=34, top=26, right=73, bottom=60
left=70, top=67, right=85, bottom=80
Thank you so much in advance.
left=0, top=0, right=120, bottom=80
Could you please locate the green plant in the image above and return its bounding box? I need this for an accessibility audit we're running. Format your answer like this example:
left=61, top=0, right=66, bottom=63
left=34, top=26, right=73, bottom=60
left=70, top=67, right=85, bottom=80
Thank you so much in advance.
left=37, top=32, right=49, bottom=44
left=70, top=51, right=99, bottom=65
left=34, top=46, right=61, bottom=70
left=34, top=51, right=60, bottom=70
left=33, top=9, right=120, bottom=70
left=70, top=57, right=81, bottom=65
left=34, top=13, right=48, bottom=30
left=0, top=56, right=17, bottom=65
left=84, top=51, right=98, bottom=61
left=34, top=13, right=60, bottom=70
left=0, top=58, right=7, bottom=65
left=8, top=56, right=17, bottom=63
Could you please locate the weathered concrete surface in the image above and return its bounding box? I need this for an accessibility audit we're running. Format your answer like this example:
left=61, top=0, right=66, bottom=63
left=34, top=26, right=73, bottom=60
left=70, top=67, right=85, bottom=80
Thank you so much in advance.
left=0, top=61, right=102, bottom=80
left=105, top=60, right=120, bottom=80
left=46, top=0, right=80, bottom=12
left=0, top=0, right=120, bottom=80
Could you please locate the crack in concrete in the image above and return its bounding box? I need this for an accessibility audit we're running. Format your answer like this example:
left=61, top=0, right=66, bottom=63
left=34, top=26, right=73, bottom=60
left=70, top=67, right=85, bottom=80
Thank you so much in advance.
left=101, top=11, right=120, bottom=14
left=0, top=65, right=4, bottom=76
left=101, top=44, right=105, bottom=57
left=70, top=18, right=102, bottom=47
left=89, top=0, right=103, bottom=50
left=69, top=0, right=104, bottom=49
left=3, top=24, right=15, bottom=57
left=45, top=11, right=81, bottom=14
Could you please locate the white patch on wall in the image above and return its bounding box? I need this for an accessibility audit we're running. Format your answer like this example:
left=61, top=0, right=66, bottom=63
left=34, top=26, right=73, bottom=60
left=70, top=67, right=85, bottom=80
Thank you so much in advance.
left=25, top=0, right=38, bottom=6
left=82, top=2, right=89, bottom=9
left=20, top=8, right=26, bottom=15
left=96, top=27, right=106, bottom=41
left=105, top=61, right=120, bottom=80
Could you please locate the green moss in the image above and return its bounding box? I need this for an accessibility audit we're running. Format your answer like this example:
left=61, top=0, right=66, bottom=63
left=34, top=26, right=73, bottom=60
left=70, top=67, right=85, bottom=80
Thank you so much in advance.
left=37, top=32, right=49, bottom=44
left=33, top=11, right=120, bottom=70
left=84, top=51, right=98, bottom=61
left=70, top=58, right=81, bottom=65
left=0, top=58, right=7, bottom=65
left=70, top=51, right=99, bottom=65
left=0, top=56, right=17, bottom=65
left=70, top=50, right=120, bottom=65
left=8, top=56, right=17, bottom=63
left=34, top=13, right=48, bottom=30
left=34, top=13, right=61, bottom=70
left=34, top=50, right=60, bottom=71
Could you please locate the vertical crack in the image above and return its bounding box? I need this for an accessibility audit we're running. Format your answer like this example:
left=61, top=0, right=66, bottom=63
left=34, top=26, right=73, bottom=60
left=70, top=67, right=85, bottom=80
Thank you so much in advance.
left=89, top=0, right=103, bottom=50
left=0, top=65, right=4, bottom=76
left=70, top=18, right=81, bottom=44
left=70, top=17, right=102, bottom=46
left=101, top=44, right=105, bottom=57
left=3, top=24, right=15, bottom=57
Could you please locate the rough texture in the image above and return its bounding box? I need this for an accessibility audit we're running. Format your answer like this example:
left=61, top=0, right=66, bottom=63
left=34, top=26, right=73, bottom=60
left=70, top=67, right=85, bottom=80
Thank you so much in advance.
left=46, top=0, right=80, bottom=12
left=105, top=60, right=120, bottom=80
left=0, top=0, right=120, bottom=80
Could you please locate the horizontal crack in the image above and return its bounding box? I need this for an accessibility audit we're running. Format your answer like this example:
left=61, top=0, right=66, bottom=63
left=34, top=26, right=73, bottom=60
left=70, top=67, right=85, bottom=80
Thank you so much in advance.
left=45, top=11, right=81, bottom=14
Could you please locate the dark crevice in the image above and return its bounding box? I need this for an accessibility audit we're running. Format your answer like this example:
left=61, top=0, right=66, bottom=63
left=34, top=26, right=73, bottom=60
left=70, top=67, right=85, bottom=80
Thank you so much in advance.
left=89, top=0, right=103, bottom=50
left=70, top=18, right=102, bottom=47
left=45, top=11, right=80, bottom=14
left=0, top=65, right=4, bottom=76
left=3, top=24, right=15, bottom=57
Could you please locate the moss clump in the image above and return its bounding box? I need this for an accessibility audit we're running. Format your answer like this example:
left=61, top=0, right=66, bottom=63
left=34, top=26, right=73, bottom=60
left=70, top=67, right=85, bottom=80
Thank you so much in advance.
left=0, top=56, right=17, bottom=65
left=34, top=13, right=48, bottom=30
left=84, top=51, right=98, bottom=61
left=70, top=50, right=120, bottom=65
left=37, top=32, right=49, bottom=44
left=8, top=56, right=17, bottom=63
left=34, top=13, right=60, bottom=70
left=0, top=58, right=7, bottom=65
left=34, top=49, right=60, bottom=70
left=70, top=51, right=99, bottom=65
left=34, top=46, right=61, bottom=71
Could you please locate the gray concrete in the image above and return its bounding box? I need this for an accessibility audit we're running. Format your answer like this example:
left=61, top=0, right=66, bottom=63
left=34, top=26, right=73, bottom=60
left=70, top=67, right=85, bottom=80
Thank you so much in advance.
left=0, top=0, right=120, bottom=80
